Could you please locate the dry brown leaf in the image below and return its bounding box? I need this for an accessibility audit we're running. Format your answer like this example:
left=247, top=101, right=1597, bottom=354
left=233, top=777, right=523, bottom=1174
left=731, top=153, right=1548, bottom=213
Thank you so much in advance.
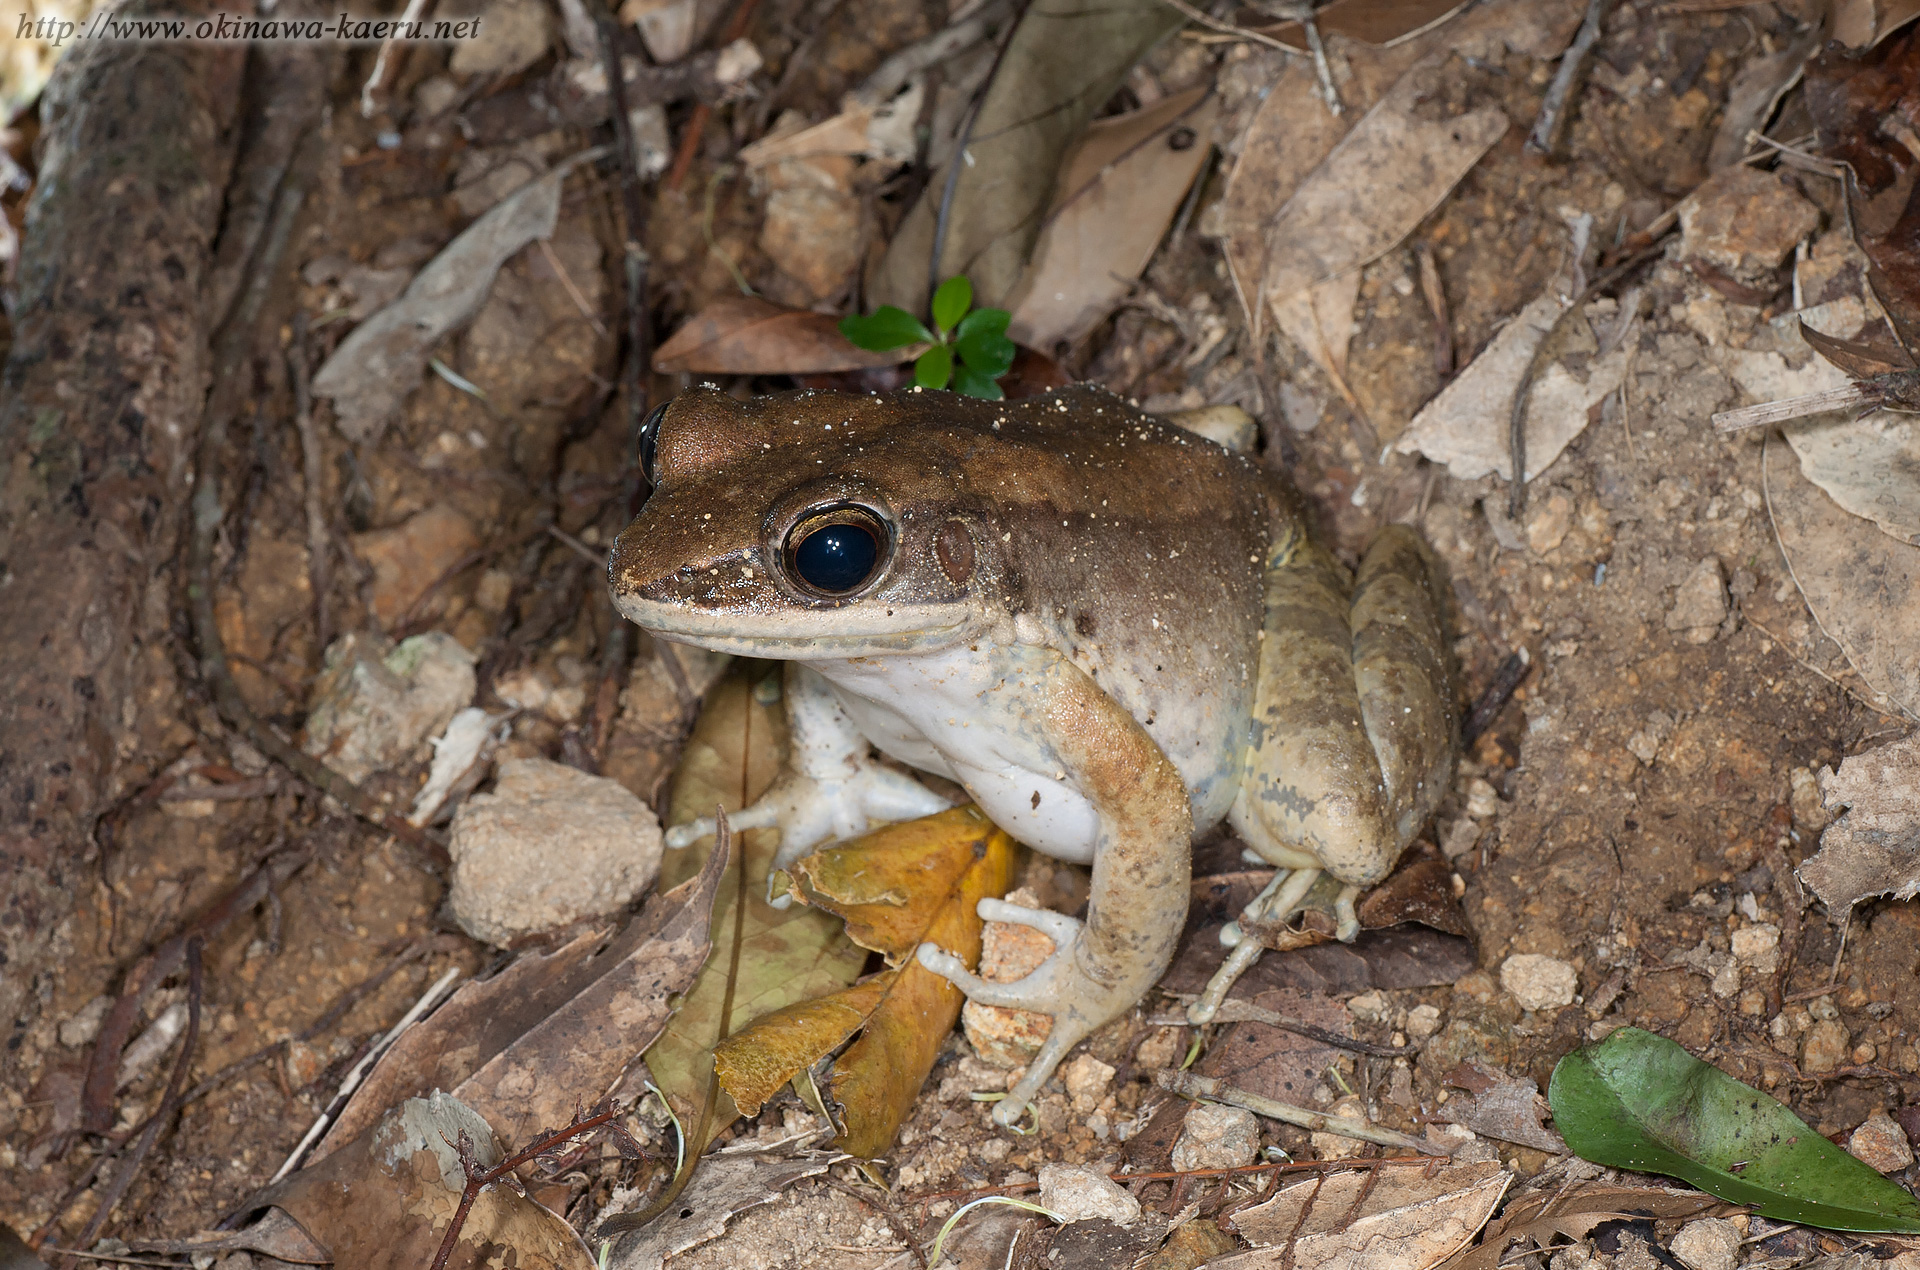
left=1434, top=1182, right=1736, bottom=1270
left=868, top=0, right=1183, bottom=314
left=1211, top=1165, right=1510, bottom=1270
left=712, top=806, right=1018, bottom=1156
left=1006, top=87, right=1220, bottom=350
left=1765, top=434, right=1920, bottom=721
left=1797, top=731, right=1920, bottom=916
left=600, top=1151, right=832, bottom=1270
left=639, top=667, right=866, bottom=1155
left=652, top=295, right=914, bottom=375
left=243, top=1093, right=594, bottom=1270
left=1436, top=1063, right=1565, bottom=1154
left=1832, top=0, right=1920, bottom=48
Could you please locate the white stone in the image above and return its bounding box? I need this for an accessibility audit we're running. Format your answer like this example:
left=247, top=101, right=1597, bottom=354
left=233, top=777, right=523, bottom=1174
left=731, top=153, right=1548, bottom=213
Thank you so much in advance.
left=1038, top=1163, right=1140, bottom=1226
left=1500, top=954, right=1578, bottom=1012
left=1669, top=1217, right=1740, bottom=1270
left=1849, top=1109, right=1915, bottom=1173
left=448, top=758, right=662, bottom=945
left=1665, top=557, right=1728, bottom=643
left=303, top=632, right=476, bottom=783
left=1730, top=923, right=1780, bottom=972
left=1347, top=991, right=1394, bottom=1025
left=1405, top=1003, right=1443, bottom=1040
left=1171, top=1102, right=1260, bottom=1172
left=1465, top=779, right=1500, bottom=818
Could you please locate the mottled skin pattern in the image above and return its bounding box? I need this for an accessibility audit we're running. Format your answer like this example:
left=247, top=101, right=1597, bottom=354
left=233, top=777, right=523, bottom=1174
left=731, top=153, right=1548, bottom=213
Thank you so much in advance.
left=610, top=384, right=1456, bottom=1125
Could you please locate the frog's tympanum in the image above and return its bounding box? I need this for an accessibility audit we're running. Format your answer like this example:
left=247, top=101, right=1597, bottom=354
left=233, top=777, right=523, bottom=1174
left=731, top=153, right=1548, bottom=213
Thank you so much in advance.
left=611, top=384, right=1456, bottom=1126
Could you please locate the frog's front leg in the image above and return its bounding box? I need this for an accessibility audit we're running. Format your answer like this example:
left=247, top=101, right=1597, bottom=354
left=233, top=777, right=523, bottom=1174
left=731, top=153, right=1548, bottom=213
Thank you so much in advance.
left=666, top=663, right=954, bottom=869
left=1201, top=525, right=1455, bottom=1023
left=917, top=654, right=1191, bottom=1127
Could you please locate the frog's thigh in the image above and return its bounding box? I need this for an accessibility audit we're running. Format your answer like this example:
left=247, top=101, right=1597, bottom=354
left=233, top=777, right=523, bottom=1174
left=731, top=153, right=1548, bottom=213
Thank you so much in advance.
left=1232, top=535, right=1397, bottom=886
left=1350, top=526, right=1457, bottom=846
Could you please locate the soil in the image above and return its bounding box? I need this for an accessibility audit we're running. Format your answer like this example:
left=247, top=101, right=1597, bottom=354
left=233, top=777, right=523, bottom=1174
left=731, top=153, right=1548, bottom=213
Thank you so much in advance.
left=2, top=0, right=1916, bottom=1266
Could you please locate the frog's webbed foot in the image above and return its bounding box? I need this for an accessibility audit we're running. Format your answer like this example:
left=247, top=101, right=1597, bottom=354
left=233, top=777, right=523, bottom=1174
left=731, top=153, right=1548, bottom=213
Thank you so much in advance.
left=916, top=900, right=1102, bottom=1128
left=1187, top=870, right=1363, bottom=1024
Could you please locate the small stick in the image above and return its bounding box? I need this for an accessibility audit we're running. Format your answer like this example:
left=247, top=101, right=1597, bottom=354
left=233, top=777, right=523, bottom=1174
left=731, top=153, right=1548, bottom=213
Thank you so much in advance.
left=1462, top=647, right=1532, bottom=748
left=1711, top=384, right=1871, bottom=431
left=1156, top=1069, right=1431, bottom=1152
left=289, top=316, right=332, bottom=650
left=1148, top=1002, right=1414, bottom=1057
left=1526, top=0, right=1617, bottom=157
left=1416, top=242, right=1452, bottom=378
left=663, top=0, right=766, bottom=191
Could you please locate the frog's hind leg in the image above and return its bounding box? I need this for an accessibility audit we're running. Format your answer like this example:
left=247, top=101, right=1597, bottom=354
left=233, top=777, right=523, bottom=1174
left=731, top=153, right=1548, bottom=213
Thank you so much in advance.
left=1196, top=524, right=1454, bottom=1023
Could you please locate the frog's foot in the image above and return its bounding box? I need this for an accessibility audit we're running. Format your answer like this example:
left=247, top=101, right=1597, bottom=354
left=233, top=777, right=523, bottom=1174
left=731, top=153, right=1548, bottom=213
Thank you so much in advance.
left=916, top=901, right=1104, bottom=1128
left=663, top=764, right=955, bottom=854
left=1189, top=867, right=1327, bottom=1025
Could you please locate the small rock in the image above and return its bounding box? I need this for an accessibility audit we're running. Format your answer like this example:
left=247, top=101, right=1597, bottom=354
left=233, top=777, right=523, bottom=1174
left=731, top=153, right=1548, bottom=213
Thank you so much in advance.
left=414, top=74, right=460, bottom=119
left=1465, top=778, right=1500, bottom=819
left=1849, top=1109, right=1914, bottom=1172
left=1625, top=710, right=1675, bottom=766
left=350, top=504, right=482, bottom=627
left=284, top=1039, right=326, bottom=1090
left=1525, top=491, right=1574, bottom=555
left=1801, top=1017, right=1850, bottom=1074
left=448, top=758, right=663, bottom=945
left=758, top=157, right=863, bottom=305
left=1669, top=1216, right=1741, bottom=1270
left=1134, top=1026, right=1183, bottom=1071
left=303, top=632, right=477, bottom=783
left=1679, top=166, right=1821, bottom=281
left=1440, top=817, right=1482, bottom=859
left=449, top=0, right=552, bottom=77
left=713, top=37, right=763, bottom=85
left=962, top=887, right=1055, bottom=1066
left=1500, top=954, right=1578, bottom=1012
left=626, top=104, right=672, bottom=182
left=1063, top=1053, right=1115, bottom=1113
left=1665, top=557, right=1728, bottom=644
left=1171, top=1103, right=1260, bottom=1172
left=1347, top=991, right=1394, bottom=1025
left=1038, top=1163, right=1140, bottom=1226
left=59, top=996, right=112, bottom=1049
left=1309, top=1095, right=1369, bottom=1160
left=1406, top=1003, right=1443, bottom=1040
left=1790, top=766, right=1830, bottom=832
left=1730, top=923, right=1780, bottom=972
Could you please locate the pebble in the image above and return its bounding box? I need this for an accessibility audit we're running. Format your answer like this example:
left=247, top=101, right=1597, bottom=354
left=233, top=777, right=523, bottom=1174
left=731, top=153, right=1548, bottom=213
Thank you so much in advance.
left=1038, top=1163, right=1140, bottom=1226
left=1063, top=1053, right=1115, bottom=1113
left=1500, top=954, right=1578, bottom=1012
left=448, top=758, right=662, bottom=945
left=1465, top=779, right=1500, bottom=819
left=1849, top=1109, right=1915, bottom=1173
left=1665, top=557, right=1728, bottom=644
left=350, top=505, right=481, bottom=627
left=1678, top=165, right=1821, bottom=279
left=1525, top=491, right=1574, bottom=555
left=1308, top=1096, right=1369, bottom=1160
left=1347, top=991, right=1394, bottom=1025
left=1801, top=1017, right=1850, bottom=1075
left=302, top=632, right=476, bottom=783
left=1405, top=1003, right=1443, bottom=1040
left=1730, top=923, right=1779, bottom=971
left=1171, top=1103, right=1260, bottom=1172
left=1669, top=1216, right=1741, bottom=1270
left=961, top=887, right=1055, bottom=1066
left=1790, top=766, right=1830, bottom=832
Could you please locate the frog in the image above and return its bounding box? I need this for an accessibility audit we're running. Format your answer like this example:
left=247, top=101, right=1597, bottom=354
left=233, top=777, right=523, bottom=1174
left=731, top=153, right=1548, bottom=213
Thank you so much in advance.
left=609, top=383, right=1457, bottom=1127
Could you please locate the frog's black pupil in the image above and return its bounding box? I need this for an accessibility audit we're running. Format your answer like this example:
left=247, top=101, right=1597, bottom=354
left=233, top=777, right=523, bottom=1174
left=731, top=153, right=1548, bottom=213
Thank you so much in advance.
left=637, top=402, right=668, bottom=484
left=793, top=522, right=879, bottom=593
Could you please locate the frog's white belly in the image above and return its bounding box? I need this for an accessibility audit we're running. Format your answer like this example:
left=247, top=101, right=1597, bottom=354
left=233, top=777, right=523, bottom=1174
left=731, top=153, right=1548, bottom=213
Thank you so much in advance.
left=809, top=645, right=1106, bottom=864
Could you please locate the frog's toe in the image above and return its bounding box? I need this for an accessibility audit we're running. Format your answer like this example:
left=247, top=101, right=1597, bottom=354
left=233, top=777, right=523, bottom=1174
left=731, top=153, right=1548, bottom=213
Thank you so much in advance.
left=665, top=803, right=780, bottom=849
left=914, top=941, right=1054, bottom=1009
left=975, top=898, right=1082, bottom=945
left=1333, top=885, right=1362, bottom=943
left=994, top=1026, right=1087, bottom=1128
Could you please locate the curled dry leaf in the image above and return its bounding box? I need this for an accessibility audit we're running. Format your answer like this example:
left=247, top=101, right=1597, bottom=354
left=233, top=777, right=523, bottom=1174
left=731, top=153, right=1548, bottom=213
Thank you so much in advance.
left=1797, top=730, right=1920, bottom=917
left=1006, top=87, right=1221, bottom=352
left=1436, top=1063, right=1565, bottom=1154
left=599, top=1151, right=832, bottom=1270
left=1220, top=1162, right=1510, bottom=1270
left=714, top=805, right=1017, bottom=1157
left=1437, top=1181, right=1736, bottom=1270
left=653, top=295, right=918, bottom=375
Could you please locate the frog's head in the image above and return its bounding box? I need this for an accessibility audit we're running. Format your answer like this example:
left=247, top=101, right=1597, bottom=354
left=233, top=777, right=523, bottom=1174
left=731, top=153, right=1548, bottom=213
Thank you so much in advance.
left=610, top=387, right=1000, bottom=658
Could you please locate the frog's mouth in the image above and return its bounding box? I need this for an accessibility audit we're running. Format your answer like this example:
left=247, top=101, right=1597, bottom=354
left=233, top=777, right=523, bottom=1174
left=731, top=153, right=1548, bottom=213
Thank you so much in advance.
left=610, top=577, right=973, bottom=659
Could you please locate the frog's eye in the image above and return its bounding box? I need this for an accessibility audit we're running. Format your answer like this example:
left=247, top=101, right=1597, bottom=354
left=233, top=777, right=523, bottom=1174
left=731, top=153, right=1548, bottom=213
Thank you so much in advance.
left=783, top=504, right=889, bottom=597
left=637, top=401, right=669, bottom=485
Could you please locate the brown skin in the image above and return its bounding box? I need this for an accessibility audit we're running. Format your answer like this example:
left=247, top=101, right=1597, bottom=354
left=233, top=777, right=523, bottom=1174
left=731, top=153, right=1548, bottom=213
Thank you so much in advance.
left=611, top=385, right=1456, bottom=1123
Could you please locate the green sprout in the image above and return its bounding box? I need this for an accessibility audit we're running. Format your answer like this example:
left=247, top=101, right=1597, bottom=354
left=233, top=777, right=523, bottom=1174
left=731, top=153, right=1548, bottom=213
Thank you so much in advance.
left=837, top=275, right=1017, bottom=399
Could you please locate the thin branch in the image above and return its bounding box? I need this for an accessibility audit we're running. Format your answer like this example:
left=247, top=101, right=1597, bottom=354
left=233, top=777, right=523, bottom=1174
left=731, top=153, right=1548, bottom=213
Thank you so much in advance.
left=1526, top=0, right=1617, bottom=156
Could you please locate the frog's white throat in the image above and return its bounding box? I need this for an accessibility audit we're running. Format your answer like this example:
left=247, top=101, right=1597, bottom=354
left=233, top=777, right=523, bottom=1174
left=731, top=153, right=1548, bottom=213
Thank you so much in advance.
left=613, top=591, right=976, bottom=659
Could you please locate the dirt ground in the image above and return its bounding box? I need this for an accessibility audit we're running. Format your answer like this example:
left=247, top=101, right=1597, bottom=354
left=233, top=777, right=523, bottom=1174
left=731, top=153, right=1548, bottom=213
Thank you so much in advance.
left=3, top=0, right=1919, bottom=1266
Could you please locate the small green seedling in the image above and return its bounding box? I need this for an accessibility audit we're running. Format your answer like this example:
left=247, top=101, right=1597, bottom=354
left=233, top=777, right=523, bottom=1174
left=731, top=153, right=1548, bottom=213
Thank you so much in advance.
left=838, top=275, right=1017, bottom=399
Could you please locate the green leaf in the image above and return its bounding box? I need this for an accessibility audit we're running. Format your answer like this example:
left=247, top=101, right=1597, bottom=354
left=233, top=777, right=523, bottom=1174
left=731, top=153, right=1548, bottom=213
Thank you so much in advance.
left=931, top=276, right=973, bottom=336
left=839, top=306, right=934, bottom=352
left=915, top=345, right=954, bottom=390
left=952, top=364, right=1005, bottom=400
left=956, top=308, right=1016, bottom=378
left=1549, top=1027, right=1920, bottom=1232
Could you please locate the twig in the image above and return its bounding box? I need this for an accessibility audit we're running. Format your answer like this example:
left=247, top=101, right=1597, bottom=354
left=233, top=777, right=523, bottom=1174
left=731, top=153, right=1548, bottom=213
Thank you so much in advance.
left=429, top=1102, right=637, bottom=1270
left=537, top=238, right=610, bottom=339
left=664, top=0, right=766, bottom=191
left=289, top=317, right=332, bottom=650
left=1509, top=241, right=1665, bottom=517
left=1526, top=0, right=1617, bottom=156
left=269, top=963, right=462, bottom=1183
left=1156, top=0, right=1340, bottom=114
left=1155, top=1069, right=1429, bottom=1151
left=1462, top=648, right=1533, bottom=748
left=1147, top=1003, right=1412, bottom=1057
left=1711, top=383, right=1872, bottom=432
left=359, top=0, right=434, bottom=117
left=58, top=941, right=203, bottom=1265
left=1416, top=242, right=1452, bottom=378
left=909, top=1153, right=1454, bottom=1204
